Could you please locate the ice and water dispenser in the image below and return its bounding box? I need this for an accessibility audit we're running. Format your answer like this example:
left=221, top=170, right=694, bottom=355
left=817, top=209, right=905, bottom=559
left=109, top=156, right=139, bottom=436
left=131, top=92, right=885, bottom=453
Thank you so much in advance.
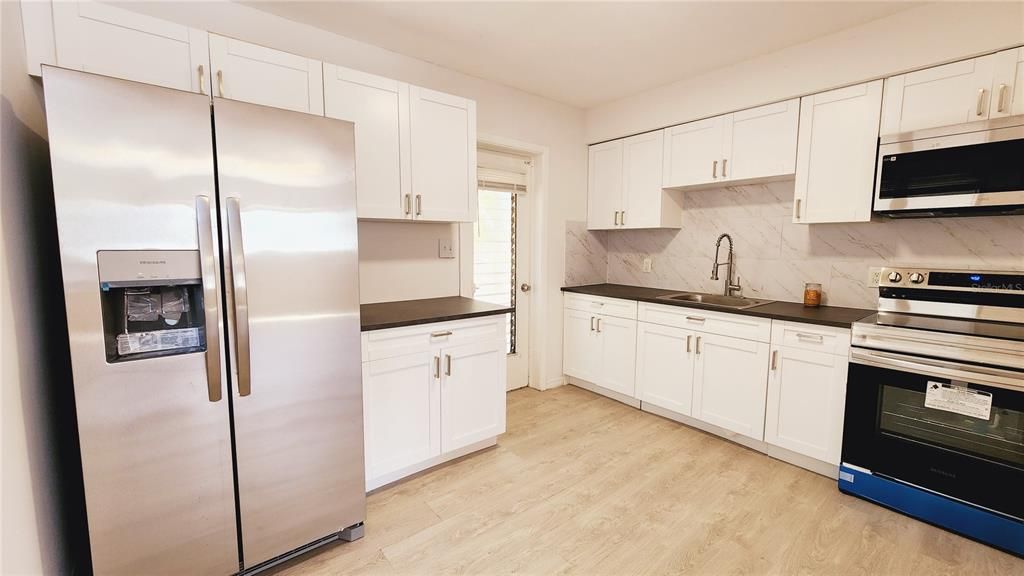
left=98, top=250, right=207, bottom=362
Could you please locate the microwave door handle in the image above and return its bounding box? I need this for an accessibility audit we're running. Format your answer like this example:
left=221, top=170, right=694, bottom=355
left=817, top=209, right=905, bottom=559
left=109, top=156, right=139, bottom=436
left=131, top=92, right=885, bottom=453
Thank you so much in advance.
left=851, top=348, right=1024, bottom=392
left=196, top=196, right=223, bottom=402
left=226, top=197, right=252, bottom=397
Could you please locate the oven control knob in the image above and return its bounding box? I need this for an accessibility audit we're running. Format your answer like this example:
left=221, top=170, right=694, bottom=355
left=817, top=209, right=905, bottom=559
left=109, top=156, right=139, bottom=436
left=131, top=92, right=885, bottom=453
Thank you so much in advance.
left=909, top=272, right=925, bottom=284
left=887, top=271, right=902, bottom=283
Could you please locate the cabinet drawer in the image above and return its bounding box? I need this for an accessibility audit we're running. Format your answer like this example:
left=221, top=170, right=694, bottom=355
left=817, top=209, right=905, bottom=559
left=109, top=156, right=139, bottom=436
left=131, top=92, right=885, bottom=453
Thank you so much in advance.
left=362, top=316, right=504, bottom=362
left=563, top=293, right=637, bottom=320
left=770, top=321, right=850, bottom=356
left=637, top=302, right=771, bottom=343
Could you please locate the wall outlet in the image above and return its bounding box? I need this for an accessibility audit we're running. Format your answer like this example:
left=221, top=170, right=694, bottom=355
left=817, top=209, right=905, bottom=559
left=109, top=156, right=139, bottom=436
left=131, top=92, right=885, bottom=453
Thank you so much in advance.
left=438, top=239, right=455, bottom=259
left=641, top=257, right=653, bottom=273
left=867, top=267, right=883, bottom=287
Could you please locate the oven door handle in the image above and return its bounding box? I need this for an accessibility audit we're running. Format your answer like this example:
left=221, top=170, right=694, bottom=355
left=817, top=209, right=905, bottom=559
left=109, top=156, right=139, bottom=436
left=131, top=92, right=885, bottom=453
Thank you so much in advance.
left=851, top=348, right=1024, bottom=392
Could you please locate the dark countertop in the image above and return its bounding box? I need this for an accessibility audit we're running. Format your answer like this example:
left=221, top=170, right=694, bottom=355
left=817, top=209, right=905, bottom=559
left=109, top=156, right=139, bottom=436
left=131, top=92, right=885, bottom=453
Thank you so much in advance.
left=361, top=296, right=512, bottom=332
left=562, top=284, right=874, bottom=328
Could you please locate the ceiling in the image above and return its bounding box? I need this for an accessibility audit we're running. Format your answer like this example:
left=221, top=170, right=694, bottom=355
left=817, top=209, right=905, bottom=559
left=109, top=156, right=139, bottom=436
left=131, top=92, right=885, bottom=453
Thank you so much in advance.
left=246, top=1, right=921, bottom=109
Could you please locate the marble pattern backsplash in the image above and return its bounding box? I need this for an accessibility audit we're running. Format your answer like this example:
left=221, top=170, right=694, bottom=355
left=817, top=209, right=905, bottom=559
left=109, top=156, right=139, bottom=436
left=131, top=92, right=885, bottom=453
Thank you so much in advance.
left=565, top=181, right=1024, bottom=309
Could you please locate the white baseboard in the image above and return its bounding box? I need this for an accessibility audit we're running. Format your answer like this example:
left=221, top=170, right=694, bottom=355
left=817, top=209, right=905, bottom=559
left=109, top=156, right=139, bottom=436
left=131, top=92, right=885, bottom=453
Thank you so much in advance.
left=567, top=377, right=641, bottom=408
left=366, top=437, right=498, bottom=492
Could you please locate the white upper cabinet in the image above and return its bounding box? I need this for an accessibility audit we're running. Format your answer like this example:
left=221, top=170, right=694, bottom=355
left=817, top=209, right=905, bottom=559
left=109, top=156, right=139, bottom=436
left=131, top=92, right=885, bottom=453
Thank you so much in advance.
left=324, top=64, right=409, bottom=219
left=793, top=80, right=883, bottom=224
left=881, top=53, right=998, bottom=135
left=662, top=99, right=798, bottom=189
left=50, top=0, right=208, bottom=93
left=662, top=116, right=727, bottom=188
left=209, top=34, right=324, bottom=115
left=409, top=86, right=477, bottom=222
left=726, top=99, right=799, bottom=181
left=588, top=131, right=680, bottom=230
left=992, top=47, right=1024, bottom=118
left=587, top=140, right=623, bottom=230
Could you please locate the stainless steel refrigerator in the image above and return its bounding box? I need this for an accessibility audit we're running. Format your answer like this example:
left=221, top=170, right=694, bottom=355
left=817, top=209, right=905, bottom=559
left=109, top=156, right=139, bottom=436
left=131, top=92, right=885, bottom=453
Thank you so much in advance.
left=42, top=66, right=365, bottom=575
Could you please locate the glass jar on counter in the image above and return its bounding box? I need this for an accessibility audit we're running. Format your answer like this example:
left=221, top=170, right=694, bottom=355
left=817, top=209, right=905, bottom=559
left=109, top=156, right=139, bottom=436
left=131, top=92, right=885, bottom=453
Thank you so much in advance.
left=804, top=283, right=822, bottom=307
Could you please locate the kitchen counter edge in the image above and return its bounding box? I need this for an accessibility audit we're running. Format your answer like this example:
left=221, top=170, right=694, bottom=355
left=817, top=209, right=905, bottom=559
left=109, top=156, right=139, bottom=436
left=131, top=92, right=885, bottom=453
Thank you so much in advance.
left=361, top=296, right=513, bottom=332
left=561, top=284, right=873, bottom=328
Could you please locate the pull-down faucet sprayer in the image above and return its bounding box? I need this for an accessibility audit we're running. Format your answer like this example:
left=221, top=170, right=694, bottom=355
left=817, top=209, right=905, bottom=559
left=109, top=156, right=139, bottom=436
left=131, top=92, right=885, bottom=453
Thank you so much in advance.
left=711, top=233, right=741, bottom=296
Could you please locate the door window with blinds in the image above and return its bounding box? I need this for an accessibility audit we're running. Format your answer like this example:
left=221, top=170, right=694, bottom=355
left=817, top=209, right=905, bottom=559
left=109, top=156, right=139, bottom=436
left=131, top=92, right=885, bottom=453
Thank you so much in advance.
left=474, top=150, right=529, bottom=354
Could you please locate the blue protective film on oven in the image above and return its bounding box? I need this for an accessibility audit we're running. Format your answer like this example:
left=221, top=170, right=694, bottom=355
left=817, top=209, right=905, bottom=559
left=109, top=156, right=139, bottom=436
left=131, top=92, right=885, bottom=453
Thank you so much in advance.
left=838, top=465, right=1024, bottom=558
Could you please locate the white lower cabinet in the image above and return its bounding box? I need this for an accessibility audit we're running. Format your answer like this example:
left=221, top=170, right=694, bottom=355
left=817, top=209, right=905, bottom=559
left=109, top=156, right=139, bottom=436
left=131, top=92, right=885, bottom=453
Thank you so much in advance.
left=562, top=301, right=637, bottom=398
left=361, top=316, right=506, bottom=490
left=635, top=322, right=695, bottom=415
left=692, top=332, right=771, bottom=440
left=764, top=325, right=850, bottom=466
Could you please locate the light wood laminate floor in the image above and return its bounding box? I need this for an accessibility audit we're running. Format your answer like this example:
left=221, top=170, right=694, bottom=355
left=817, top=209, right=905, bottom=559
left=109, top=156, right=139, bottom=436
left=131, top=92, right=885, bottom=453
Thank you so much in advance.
left=271, top=385, right=1022, bottom=575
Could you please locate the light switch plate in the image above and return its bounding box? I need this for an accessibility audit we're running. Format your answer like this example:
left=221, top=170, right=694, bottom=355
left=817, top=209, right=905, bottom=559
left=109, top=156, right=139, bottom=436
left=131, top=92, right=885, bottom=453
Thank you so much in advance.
left=867, top=267, right=883, bottom=287
left=641, top=257, right=653, bottom=273
left=438, top=239, right=455, bottom=259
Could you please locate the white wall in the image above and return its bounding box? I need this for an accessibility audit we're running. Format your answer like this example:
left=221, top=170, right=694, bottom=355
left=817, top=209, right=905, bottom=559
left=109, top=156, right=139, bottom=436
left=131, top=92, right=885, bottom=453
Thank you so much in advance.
left=112, top=1, right=589, bottom=388
left=2, top=2, right=85, bottom=574
left=586, top=2, right=1024, bottom=142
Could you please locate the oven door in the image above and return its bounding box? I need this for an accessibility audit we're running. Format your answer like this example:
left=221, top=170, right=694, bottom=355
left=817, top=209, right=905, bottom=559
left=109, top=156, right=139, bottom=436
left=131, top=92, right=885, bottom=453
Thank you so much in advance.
left=843, top=348, right=1024, bottom=520
left=874, top=120, right=1024, bottom=216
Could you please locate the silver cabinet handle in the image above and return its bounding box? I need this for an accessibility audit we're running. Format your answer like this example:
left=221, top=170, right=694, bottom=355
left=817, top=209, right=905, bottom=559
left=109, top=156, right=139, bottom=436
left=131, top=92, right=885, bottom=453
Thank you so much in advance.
left=445, top=354, right=452, bottom=376
left=620, top=211, right=625, bottom=226
left=404, top=194, right=411, bottom=215
left=771, top=349, right=778, bottom=370
left=613, top=211, right=620, bottom=226
left=997, top=83, right=1009, bottom=113
left=430, top=330, right=453, bottom=338
left=695, top=335, right=702, bottom=355
left=596, top=318, right=602, bottom=333
left=976, top=88, right=986, bottom=116
left=226, top=197, right=252, bottom=397
left=795, top=332, right=824, bottom=343
left=722, top=158, right=728, bottom=178
left=794, top=198, right=801, bottom=220
left=590, top=316, right=595, bottom=331
left=686, top=334, right=692, bottom=353
left=712, top=160, right=718, bottom=178
left=197, top=64, right=205, bottom=95
left=216, top=69, right=224, bottom=97
left=434, top=356, right=440, bottom=379
left=685, top=316, right=706, bottom=323
left=195, top=196, right=223, bottom=403
left=415, top=194, right=422, bottom=216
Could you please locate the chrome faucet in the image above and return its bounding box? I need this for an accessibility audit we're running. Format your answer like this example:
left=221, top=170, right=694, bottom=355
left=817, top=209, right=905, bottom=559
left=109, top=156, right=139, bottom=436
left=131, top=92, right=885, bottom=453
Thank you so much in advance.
left=711, top=233, right=741, bottom=296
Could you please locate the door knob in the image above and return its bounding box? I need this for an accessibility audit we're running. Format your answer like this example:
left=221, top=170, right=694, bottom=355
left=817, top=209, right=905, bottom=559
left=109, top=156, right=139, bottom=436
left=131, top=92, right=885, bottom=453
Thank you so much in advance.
left=520, top=283, right=531, bottom=292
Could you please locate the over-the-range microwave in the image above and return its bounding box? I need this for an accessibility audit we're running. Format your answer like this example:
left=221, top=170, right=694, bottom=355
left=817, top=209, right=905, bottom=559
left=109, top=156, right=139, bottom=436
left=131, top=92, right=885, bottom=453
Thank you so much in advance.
left=874, top=114, right=1024, bottom=218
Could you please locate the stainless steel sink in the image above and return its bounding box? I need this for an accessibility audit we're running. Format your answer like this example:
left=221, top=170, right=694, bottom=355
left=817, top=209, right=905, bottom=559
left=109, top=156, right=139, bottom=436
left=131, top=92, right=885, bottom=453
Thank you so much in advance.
left=656, top=292, right=773, bottom=310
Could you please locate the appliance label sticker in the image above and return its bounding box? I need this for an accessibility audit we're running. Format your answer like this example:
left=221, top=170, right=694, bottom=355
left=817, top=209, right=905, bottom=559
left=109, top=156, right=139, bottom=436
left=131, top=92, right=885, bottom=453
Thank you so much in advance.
left=924, top=381, right=992, bottom=420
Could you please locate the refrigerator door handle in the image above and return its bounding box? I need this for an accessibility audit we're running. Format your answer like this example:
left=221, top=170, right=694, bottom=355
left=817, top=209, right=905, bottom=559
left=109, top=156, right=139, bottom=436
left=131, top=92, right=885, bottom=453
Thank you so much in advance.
left=226, top=197, right=252, bottom=397
left=196, top=195, right=223, bottom=402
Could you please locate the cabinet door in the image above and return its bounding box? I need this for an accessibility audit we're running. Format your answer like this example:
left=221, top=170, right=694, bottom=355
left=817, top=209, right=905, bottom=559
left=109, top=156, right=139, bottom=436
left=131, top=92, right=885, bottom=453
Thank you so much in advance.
left=635, top=322, right=695, bottom=415
left=880, top=55, right=996, bottom=135
left=563, top=308, right=599, bottom=384
left=692, top=333, right=770, bottom=440
left=409, top=86, right=477, bottom=222
left=596, top=314, right=638, bottom=397
left=440, top=340, right=507, bottom=452
left=662, top=117, right=725, bottom=188
left=621, top=131, right=667, bottom=229
left=209, top=34, right=324, bottom=115
left=362, top=352, right=440, bottom=483
left=794, top=81, right=882, bottom=224
left=991, top=47, right=1024, bottom=118
left=764, top=346, right=847, bottom=465
left=52, top=0, right=208, bottom=93
left=725, top=99, right=799, bottom=182
left=587, top=140, right=623, bottom=230
left=324, top=64, right=409, bottom=219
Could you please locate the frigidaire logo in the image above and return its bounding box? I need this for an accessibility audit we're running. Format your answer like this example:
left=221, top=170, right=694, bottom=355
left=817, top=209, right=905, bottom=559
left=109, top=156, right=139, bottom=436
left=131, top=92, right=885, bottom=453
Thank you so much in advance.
left=138, top=260, right=167, bottom=265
